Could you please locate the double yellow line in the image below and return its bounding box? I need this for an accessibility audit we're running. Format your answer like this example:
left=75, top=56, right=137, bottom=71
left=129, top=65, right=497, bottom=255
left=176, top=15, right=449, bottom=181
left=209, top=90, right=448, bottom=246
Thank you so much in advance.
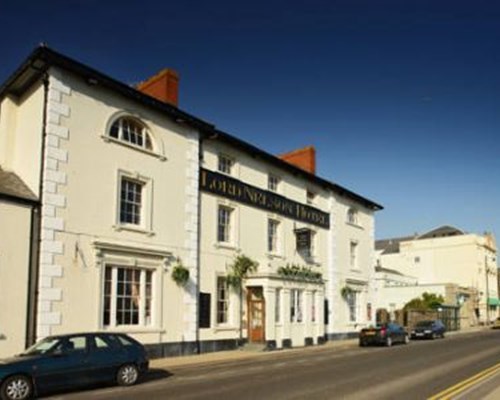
left=428, top=362, right=500, bottom=399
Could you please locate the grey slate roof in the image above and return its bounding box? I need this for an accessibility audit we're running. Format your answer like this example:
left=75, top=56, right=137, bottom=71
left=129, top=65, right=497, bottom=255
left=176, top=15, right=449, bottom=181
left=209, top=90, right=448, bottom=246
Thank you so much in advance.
left=376, top=225, right=466, bottom=255
left=375, top=235, right=415, bottom=254
left=375, top=266, right=405, bottom=276
left=0, top=168, right=38, bottom=203
left=417, top=225, right=464, bottom=239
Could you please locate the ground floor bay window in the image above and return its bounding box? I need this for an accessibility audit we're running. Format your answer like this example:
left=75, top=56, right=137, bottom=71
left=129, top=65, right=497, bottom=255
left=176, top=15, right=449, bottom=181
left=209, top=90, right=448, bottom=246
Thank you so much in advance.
left=103, top=265, right=153, bottom=327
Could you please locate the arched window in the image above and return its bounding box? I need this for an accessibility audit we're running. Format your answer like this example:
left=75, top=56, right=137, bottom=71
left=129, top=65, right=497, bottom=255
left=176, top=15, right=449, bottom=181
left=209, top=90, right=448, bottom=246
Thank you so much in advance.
left=109, top=117, right=153, bottom=151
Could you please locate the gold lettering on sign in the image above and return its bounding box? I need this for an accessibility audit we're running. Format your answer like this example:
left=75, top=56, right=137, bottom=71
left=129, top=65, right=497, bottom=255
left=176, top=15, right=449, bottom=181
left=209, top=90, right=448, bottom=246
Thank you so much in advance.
left=200, top=169, right=329, bottom=228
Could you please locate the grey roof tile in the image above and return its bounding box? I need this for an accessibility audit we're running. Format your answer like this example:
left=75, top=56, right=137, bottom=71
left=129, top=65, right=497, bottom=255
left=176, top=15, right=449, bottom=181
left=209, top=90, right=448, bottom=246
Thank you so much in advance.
left=0, top=168, right=38, bottom=202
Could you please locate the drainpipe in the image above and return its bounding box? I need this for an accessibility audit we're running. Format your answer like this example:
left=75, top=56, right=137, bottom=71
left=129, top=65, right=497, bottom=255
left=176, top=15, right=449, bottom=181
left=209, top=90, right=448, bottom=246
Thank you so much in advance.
left=25, top=205, right=41, bottom=348
left=195, top=135, right=204, bottom=354
left=26, top=74, right=49, bottom=347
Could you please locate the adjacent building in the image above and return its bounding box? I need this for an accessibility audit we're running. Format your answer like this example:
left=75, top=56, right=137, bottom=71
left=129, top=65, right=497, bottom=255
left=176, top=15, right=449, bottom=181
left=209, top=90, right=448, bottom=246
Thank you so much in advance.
left=0, top=169, right=39, bottom=357
left=375, top=226, right=499, bottom=326
left=0, top=46, right=382, bottom=357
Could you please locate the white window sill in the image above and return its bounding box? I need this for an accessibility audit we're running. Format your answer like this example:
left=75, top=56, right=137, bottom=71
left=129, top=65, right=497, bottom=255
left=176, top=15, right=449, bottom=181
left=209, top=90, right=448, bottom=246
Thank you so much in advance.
left=346, top=222, right=364, bottom=230
left=113, top=224, right=155, bottom=237
left=214, top=325, right=239, bottom=332
left=266, top=252, right=284, bottom=260
left=101, top=135, right=167, bottom=161
left=214, top=242, right=238, bottom=251
left=103, top=326, right=165, bottom=334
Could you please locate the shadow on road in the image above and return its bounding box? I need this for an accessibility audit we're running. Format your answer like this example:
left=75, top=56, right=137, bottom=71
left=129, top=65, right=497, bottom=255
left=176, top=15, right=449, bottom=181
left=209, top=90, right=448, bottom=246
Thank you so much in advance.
left=141, top=367, right=173, bottom=383
left=40, top=368, right=173, bottom=398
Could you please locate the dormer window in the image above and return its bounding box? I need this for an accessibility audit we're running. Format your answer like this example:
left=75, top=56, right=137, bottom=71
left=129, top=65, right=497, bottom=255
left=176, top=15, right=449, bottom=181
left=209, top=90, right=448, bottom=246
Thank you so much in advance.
left=109, top=117, right=153, bottom=151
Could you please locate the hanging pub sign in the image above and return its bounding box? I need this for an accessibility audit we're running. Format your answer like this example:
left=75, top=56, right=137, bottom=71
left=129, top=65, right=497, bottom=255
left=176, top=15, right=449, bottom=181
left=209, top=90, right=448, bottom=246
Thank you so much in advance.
left=200, top=168, right=330, bottom=229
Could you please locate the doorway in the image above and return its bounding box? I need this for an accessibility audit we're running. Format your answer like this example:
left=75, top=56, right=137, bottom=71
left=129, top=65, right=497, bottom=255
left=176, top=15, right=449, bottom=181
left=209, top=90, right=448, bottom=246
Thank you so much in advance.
left=247, top=287, right=265, bottom=343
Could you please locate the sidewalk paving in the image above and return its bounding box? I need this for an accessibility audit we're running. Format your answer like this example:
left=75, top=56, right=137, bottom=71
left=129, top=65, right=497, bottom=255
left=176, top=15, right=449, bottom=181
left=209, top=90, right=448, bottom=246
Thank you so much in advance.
left=150, top=325, right=488, bottom=371
left=151, top=337, right=358, bottom=370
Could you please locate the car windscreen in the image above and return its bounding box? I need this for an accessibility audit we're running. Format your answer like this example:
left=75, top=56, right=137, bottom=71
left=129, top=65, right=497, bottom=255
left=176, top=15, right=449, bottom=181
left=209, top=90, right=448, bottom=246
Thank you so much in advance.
left=21, top=337, right=60, bottom=355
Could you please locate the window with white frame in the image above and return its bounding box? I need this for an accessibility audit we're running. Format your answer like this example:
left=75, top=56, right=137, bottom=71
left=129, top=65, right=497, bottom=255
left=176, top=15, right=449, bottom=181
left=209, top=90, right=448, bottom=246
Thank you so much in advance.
left=296, top=228, right=314, bottom=260
left=268, top=219, right=279, bottom=253
left=103, top=266, right=153, bottom=327
left=217, top=277, right=229, bottom=324
left=311, top=291, right=316, bottom=323
left=218, top=154, right=233, bottom=175
left=217, top=206, right=233, bottom=243
left=347, top=290, right=358, bottom=323
left=306, top=190, right=316, bottom=205
left=347, top=208, right=358, bottom=225
left=268, top=174, right=280, bottom=192
left=290, top=289, right=303, bottom=323
left=109, top=117, right=153, bottom=151
left=275, top=288, right=281, bottom=323
left=350, top=241, right=358, bottom=269
left=119, top=177, right=144, bottom=226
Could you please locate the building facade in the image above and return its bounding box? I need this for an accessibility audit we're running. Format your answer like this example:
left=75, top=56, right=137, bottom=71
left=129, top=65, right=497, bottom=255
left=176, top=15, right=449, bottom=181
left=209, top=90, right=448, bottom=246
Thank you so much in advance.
left=0, top=46, right=381, bottom=357
left=376, top=226, right=499, bottom=325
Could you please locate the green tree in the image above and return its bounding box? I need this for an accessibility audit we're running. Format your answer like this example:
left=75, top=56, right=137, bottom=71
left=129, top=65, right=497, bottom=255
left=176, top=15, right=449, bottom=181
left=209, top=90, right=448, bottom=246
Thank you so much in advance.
left=404, top=292, right=445, bottom=310
left=227, top=254, right=259, bottom=344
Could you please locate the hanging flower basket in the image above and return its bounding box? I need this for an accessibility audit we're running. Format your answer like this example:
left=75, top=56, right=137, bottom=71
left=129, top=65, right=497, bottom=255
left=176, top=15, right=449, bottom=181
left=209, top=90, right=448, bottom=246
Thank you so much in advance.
left=171, top=262, right=190, bottom=287
left=340, top=285, right=354, bottom=299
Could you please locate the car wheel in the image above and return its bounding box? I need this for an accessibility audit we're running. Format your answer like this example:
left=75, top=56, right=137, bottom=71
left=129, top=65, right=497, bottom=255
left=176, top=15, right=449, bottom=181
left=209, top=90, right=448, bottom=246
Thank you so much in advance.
left=386, top=337, right=392, bottom=347
left=1, top=375, right=33, bottom=400
left=116, top=363, right=139, bottom=386
left=404, top=335, right=410, bottom=344
left=359, top=340, right=366, bottom=347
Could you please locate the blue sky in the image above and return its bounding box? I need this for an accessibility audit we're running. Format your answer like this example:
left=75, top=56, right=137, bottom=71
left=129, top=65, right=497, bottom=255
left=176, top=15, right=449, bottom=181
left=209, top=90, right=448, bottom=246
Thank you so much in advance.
left=1, top=0, right=499, bottom=240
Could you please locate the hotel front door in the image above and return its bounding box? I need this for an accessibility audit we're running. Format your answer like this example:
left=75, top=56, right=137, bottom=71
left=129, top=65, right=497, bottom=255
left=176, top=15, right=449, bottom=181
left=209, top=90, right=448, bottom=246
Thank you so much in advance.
left=247, top=287, right=265, bottom=343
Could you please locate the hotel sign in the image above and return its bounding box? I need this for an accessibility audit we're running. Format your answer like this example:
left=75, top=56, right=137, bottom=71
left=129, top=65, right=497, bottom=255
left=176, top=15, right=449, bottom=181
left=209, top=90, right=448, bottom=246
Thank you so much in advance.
left=200, top=168, right=330, bottom=229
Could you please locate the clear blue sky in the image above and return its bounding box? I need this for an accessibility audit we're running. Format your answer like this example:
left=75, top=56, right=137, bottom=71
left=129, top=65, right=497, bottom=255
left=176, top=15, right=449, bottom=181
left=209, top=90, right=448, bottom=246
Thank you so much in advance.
left=1, top=0, right=499, bottom=240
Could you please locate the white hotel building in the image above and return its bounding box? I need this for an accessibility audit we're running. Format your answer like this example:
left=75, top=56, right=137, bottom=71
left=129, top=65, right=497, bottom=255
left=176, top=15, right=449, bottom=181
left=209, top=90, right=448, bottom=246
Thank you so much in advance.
left=0, top=46, right=382, bottom=358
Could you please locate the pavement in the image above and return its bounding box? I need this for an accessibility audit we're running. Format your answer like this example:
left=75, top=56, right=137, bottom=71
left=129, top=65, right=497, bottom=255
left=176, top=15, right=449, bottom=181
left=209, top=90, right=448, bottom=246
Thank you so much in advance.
left=150, top=325, right=487, bottom=371
left=151, top=337, right=358, bottom=370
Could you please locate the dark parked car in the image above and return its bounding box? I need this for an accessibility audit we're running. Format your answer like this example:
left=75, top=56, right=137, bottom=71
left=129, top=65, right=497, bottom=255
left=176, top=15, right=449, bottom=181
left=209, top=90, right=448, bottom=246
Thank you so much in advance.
left=0, top=332, right=149, bottom=400
left=410, top=320, right=446, bottom=339
left=359, top=322, right=410, bottom=347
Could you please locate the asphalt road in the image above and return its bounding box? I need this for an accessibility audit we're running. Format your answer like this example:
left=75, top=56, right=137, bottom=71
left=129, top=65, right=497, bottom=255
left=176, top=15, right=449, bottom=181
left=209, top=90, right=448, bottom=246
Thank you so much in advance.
left=45, top=329, right=500, bottom=400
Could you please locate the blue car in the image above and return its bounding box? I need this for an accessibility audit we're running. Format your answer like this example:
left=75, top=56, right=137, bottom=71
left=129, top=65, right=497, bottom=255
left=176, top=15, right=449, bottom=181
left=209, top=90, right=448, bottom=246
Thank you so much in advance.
left=410, top=319, right=446, bottom=339
left=0, top=332, right=149, bottom=400
left=359, top=322, right=410, bottom=347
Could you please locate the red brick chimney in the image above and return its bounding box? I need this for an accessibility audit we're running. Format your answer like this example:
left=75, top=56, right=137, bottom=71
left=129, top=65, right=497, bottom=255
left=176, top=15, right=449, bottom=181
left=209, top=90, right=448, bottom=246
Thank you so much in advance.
left=137, top=68, right=179, bottom=107
left=279, top=146, right=316, bottom=174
